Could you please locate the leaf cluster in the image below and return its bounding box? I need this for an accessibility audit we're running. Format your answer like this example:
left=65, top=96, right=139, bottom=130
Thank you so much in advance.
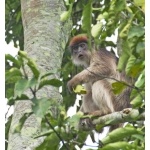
left=5, top=0, right=24, bottom=50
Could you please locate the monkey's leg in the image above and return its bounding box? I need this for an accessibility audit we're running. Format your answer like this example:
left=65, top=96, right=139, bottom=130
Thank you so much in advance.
left=79, top=80, right=116, bottom=131
left=91, top=80, right=115, bottom=116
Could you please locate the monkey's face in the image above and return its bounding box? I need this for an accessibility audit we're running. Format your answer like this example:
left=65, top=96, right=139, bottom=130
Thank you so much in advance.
left=71, top=42, right=91, bottom=67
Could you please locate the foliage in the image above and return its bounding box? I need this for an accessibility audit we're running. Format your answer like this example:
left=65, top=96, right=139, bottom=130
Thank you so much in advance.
left=5, top=0, right=23, bottom=50
left=5, top=0, right=145, bottom=149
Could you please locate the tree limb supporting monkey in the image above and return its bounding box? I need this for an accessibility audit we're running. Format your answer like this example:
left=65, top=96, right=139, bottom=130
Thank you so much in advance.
left=78, top=108, right=145, bottom=131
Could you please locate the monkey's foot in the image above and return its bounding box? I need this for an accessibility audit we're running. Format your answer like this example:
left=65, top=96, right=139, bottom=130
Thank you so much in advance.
left=79, top=117, right=95, bottom=131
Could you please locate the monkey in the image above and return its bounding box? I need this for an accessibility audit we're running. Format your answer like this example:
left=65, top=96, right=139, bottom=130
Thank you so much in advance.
left=67, top=34, right=132, bottom=131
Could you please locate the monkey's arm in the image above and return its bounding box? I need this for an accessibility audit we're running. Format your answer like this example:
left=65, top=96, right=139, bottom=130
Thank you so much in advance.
left=67, top=63, right=112, bottom=92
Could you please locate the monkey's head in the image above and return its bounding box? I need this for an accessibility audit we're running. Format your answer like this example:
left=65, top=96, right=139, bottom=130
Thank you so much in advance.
left=69, top=35, right=91, bottom=67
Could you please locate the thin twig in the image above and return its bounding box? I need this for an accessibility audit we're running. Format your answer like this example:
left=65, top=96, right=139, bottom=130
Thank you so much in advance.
left=45, top=116, right=69, bottom=150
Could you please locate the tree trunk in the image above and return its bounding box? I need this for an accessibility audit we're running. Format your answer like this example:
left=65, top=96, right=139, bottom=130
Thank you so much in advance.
left=8, top=0, right=71, bottom=149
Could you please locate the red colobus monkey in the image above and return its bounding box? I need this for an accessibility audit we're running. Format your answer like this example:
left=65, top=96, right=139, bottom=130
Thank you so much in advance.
left=67, top=34, right=131, bottom=131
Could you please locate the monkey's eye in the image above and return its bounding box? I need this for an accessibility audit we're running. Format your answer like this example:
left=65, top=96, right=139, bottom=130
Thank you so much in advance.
left=79, top=43, right=86, bottom=49
left=72, top=46, right=78, bottom=54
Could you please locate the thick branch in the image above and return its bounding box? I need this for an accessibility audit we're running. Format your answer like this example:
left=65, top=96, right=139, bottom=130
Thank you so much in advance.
left=80, top=108, right=145, bottom=131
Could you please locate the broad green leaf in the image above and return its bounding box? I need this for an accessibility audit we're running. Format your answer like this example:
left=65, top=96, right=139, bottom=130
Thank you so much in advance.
left=100, top=141, right=138, bottom=150
left=38, top=78, right=62, bottom=90
left=82, top=0, right=92, bottom=32
left=14, top=78, right=37, bottom=98
left=91, top=22, right=102, bottom=38
left=127, top=61, right=144, bottom=78
left=32, top=98, right=51, bottom=118
left=73, top=85, right=86, bottom=94
left=6, top=67, right=22, bottom=81
left=5, top=54, right=20, bottom=68
left=115, top=0, right=126, bottom=12
left=125, top=55, right=136, bottom=75
left=102, top=126, right=143, bottom=145
left=135, top=73, right=145, bottom=88
left=130, top=94, right=143, bottom=108
left=128, top=26, right=145, bottom=39
left=112, top=82, right=127, bottom=95
left=132, top=134, right=145, bottom=142
left=117, top=53, right=129, bottom=71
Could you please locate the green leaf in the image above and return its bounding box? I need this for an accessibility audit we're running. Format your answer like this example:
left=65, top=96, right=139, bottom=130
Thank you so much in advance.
left=5, top=115, right=12, bottom=139
left=14, top=78, right=37, bottom=98
left=91, top=22, right=102, bottom=38
left=100, top=141, right=135, bottom=150
left=135, top=72, right=145, bottom=88
left=18, top=50, right=28, bottom=58
left=82, top=0, right=92, bottom=32
left=115, top=0, right=126, bottom=12
left=7, top=94, right=29, bottom=105
left=34, top=130, right=54, bottom=139
left=6, top=67, right=22, bottom=81
left=136, top=42, right=145, bottom=58
left=35, top=133, right=60, bottom=150
left=134, top=0, right=145, bottom=11
left=60, top=3, right=72, bottom=22
left=127, top=61, right=144, bottom=78
left=40, top=69, right=58, bottom=79
left=27, top=59, right=40, bottom=79
left=102, top=126, right=143, bottom=145
left=18, top=50, right=40, bottom=78
left=125, top=55, right=136, bottom=75
left=73, top=85, right=87, bottom=94
left=38, top=78, right=62, bottom=90
left=5, top=54, right=21, bottom=68
left=117, top=41, right=131, bottom=71
left=112, top=82, right=127, bottom=95
left=60, top=11, right=70, bottom=22
left=32, top=98, right=51, bottom=118
left=14, top=113, right=32, bottom=133
left=128, top=26, right=145, bottom=39
left=130, top=94, right=143, bottom=108
left=119, top=15, right=134, bottom=39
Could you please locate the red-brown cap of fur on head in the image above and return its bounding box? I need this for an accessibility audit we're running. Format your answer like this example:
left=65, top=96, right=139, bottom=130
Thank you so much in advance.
left=69, top=34, right=88, bottom=47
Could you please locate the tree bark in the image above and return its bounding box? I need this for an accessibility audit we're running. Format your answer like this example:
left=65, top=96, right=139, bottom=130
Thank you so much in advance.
left=8, top=0, right=71, bottom=149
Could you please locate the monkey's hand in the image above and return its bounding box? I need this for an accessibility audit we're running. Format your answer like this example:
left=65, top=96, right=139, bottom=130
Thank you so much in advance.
left=67, top=78, right=80, bottom=93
